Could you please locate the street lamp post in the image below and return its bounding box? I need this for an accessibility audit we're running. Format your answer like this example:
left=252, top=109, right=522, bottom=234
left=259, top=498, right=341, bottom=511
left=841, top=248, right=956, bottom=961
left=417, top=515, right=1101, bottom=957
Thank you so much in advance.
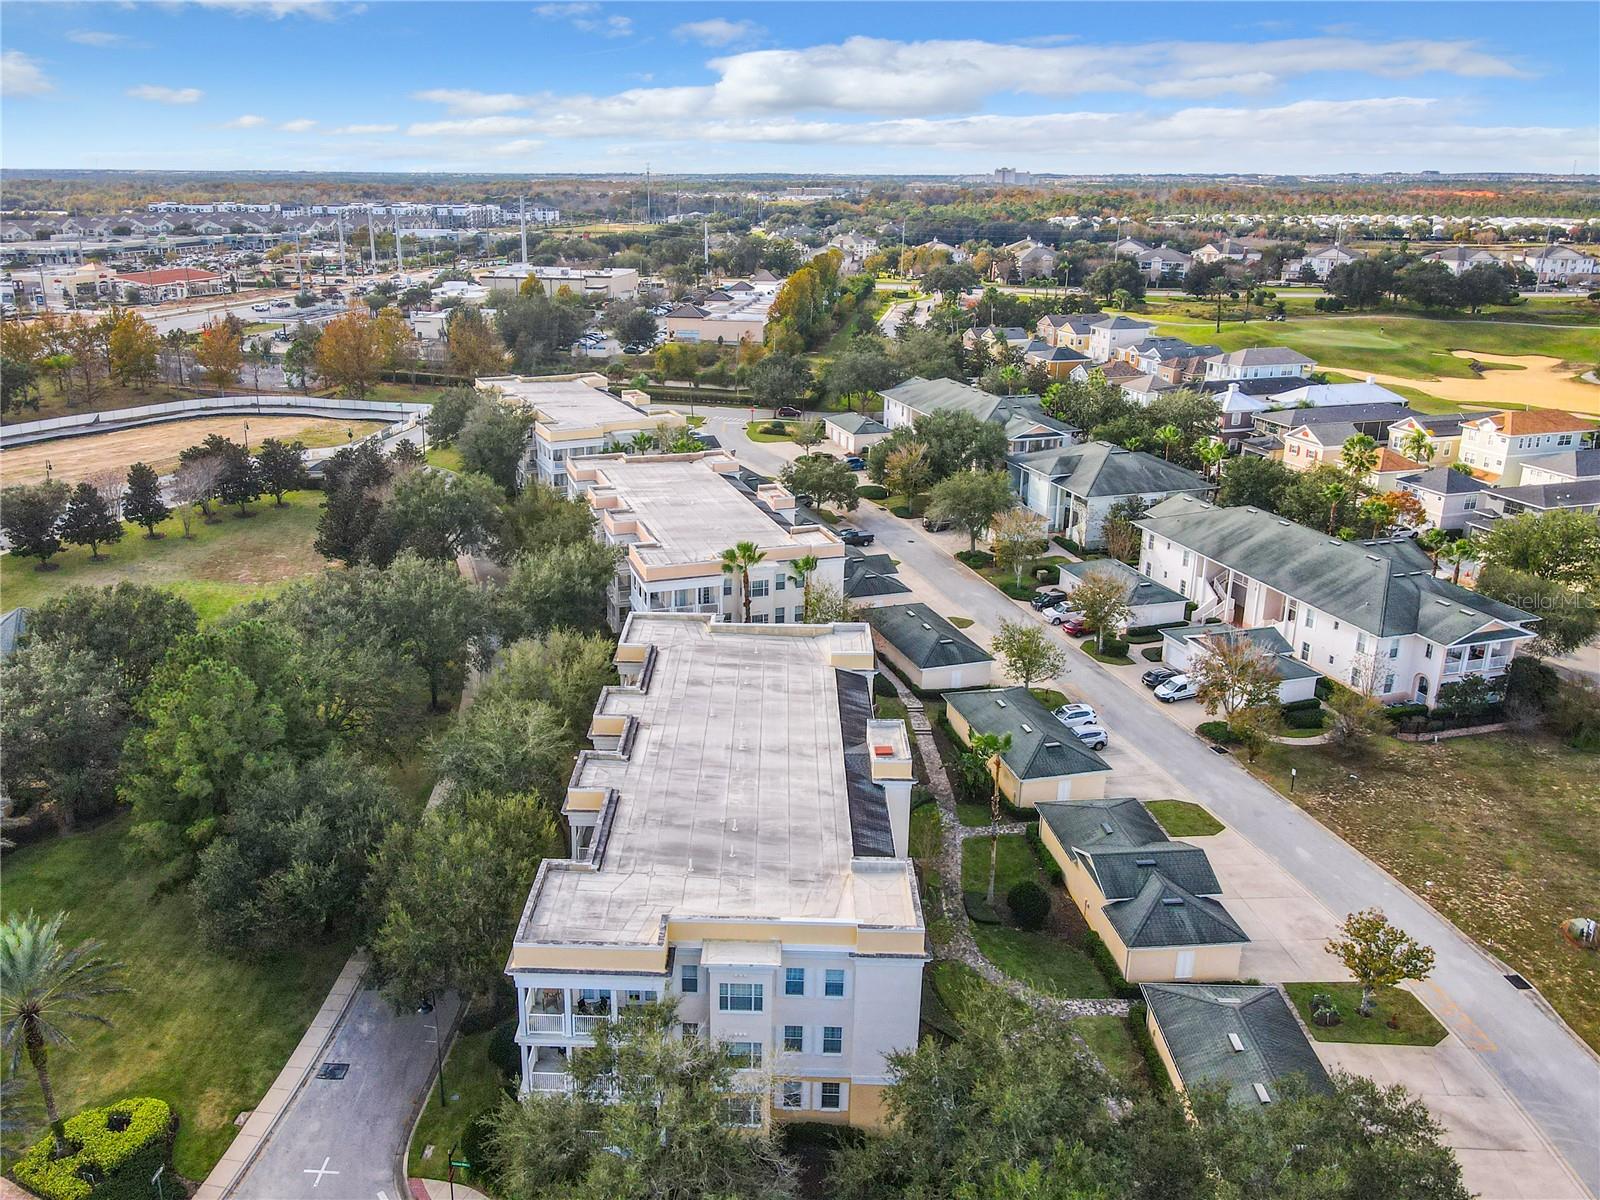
left=417, top=997, right=448, bottom=1108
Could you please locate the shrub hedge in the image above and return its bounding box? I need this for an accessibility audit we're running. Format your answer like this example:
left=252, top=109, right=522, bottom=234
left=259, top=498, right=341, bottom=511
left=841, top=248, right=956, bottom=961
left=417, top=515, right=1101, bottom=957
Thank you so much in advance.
left=13, top=1099, right=174, bottom=1200
left=1007, top=881, right=1052, bottom=931
left=1125, top=1003, right=1173, bottom=1095
left=1197, top=721, right=1242, bottom=745
left=1281, top=697, right=1321, bottom=713
left=955, top=550, right=995, bottom=569
left=857, top=484, right=888, bottom=500
left=1282, top=707, right=1327, bottom=730
left=1082, top=931, right=1140, bottom=1000
left=1382, top=703, right=1429, bottom=722
left=1024, top=823, right=1065, bottom=886
left=1098, top=637, right=1130, bottom=658
left=1053, top=536, right=1086, bottom=555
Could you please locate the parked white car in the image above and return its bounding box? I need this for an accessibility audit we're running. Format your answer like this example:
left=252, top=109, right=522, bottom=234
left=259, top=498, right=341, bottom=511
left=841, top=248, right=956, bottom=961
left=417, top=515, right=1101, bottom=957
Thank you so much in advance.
left=1154, top=674, right=1198, bottom=703
left=1053, top=703, right=1098, bottom=729
left=1043, top=603, right=1084, bottom=626
left=1072, top=724, right=1109, bottom=751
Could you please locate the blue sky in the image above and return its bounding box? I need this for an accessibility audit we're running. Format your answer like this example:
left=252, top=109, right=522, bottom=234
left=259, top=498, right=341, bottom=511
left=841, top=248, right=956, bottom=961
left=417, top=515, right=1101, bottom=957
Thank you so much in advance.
left=2, top=1, right=1596, bottom=175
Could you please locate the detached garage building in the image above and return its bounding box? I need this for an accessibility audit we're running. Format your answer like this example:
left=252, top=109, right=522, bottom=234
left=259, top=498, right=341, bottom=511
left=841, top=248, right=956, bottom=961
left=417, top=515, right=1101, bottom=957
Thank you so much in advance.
left=944, top=687, right=1111, bottom=806
left=1141, top=983, right=1332, bottom=1106
left=1159, top=625, right=1320, bottom=706
left=863, top=604, right=994, bottom=692
left=1037, top=798, right=1247, bottom=983
left=1056, top=559, right=1188, bottom=629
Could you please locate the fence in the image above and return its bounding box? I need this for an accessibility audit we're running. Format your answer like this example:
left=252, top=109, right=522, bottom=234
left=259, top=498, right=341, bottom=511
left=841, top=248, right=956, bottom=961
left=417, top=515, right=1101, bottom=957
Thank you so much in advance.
left=0, top=394, right=433, bottom=449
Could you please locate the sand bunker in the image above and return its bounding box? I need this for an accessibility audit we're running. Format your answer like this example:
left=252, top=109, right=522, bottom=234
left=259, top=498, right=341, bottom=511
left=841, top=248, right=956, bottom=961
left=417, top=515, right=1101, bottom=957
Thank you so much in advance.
left=1354, top=351, right=1600, bottom=416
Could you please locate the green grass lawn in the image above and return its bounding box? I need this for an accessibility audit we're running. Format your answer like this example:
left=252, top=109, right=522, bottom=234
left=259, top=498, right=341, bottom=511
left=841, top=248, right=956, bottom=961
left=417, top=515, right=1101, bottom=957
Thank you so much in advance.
left=948, top=616, right=975, bottom=629
left=1143, top=800, right=1224, bottom=838
left=927, top=960, right=1027, bottom=1029
left=909, top=803, right=943, bottom=862
left=1078, top=638, right=1134, bottom=666
left=1284, top=983, right=1447, bottom=1046
left=1071, top=1016, right=1150, bottom=1092
left=1030, top=688, right=1068, bottom=709
left=0, top=491, right=327, bottom=622
left=425, top=445, right=464, bottom=472
left=1248, top=734, right=1600, bottom=1053
left=744, top=419, right=798, bottom=443
left=971, top=925, right=1113, bottom=999
left=1142, top=311, right=1600, bottom=382
left=406, top=1025, right=512, bottom=1184
left=960, top=833, right=1038, bottom=900
left=1, top=815, right=352, bottom=1179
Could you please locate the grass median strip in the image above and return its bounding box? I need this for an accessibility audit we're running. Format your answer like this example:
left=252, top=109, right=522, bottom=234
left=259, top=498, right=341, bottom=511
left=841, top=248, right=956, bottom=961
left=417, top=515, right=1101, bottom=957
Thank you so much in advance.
left=1143, top=799, right=1224, bottom=838
left=1284, top=983, right=1447, bottom=1046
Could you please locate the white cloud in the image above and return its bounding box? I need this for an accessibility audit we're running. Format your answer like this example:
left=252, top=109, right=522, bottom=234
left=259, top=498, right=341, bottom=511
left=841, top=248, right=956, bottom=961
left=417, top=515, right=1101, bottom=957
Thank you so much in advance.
left=185, top=0, right=351, bottom=19
left=224, top=113, right=268, bottom=127
left=127, top=83, right=203, bottom=103
left=488, top=138, right=544, bottom=157
left=407, top=115, right=545, bottom=138
left=66, top=31, right=130, bottom=47
left=332, top=122, right=398, bottom=135
left=2, top=50, right=53, bottom=96
left=535, top=2, right=631, bottom=37
left=410, top=87, right=532, bottom=115
left=674, top=18, right=761, bottom=47
left=279, top=118, right=317, bottom=132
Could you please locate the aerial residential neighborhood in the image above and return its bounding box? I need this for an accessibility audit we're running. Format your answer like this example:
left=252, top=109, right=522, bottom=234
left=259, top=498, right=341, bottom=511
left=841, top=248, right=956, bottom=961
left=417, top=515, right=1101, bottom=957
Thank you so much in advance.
left=1, top=4, right=1598, bottom=1200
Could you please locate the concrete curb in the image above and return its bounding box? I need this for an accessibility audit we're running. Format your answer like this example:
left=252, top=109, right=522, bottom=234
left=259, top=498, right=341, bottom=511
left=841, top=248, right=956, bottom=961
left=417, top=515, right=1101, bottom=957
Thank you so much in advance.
left=192, top=952, right=369, bottom=1200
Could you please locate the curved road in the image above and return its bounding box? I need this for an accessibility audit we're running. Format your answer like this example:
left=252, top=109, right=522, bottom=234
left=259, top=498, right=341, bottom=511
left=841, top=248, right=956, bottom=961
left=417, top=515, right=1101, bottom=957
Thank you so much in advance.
left=712, top=412, right=1599, bottom=1197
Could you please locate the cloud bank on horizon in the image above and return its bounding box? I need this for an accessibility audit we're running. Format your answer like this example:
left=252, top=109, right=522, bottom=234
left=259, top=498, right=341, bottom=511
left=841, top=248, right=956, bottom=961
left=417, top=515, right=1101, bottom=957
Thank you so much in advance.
left=1, top=1, right=1595, bottom=174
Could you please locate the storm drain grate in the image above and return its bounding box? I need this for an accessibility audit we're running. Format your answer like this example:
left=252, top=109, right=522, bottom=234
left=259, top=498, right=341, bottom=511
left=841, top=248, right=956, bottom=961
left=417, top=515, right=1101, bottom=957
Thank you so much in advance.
left=1209, top=744, right=1230, bottom=755
left=315, top=1062, right=350, bottom=1080
left=1505, top=974, right=1532, bottom=990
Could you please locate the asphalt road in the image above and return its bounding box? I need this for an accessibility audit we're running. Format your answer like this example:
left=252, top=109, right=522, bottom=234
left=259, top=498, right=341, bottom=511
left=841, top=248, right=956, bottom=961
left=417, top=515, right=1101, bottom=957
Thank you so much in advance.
left=707, top=412, right=1600, bottom=1196
left=230, top=986, right=462, bottom=1200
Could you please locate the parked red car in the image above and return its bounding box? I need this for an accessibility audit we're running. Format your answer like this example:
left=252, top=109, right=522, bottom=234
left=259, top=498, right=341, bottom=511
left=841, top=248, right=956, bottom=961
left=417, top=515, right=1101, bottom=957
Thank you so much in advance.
left=1059, top=617, right=1091, bottom=637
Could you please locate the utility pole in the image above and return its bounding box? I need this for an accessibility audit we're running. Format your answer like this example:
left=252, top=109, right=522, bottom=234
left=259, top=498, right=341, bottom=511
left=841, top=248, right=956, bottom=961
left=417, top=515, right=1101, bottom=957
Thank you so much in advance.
left=336, top=213, right=346, bottom=273
left=519, top=196, right=529, bottom=264
left=703, top=217, right=710, bottom=284
left=367, top=215, right=378, bottom=273
left=645, top=163, right=651, bottom=225
left=395, top=218, right=405, bottom=277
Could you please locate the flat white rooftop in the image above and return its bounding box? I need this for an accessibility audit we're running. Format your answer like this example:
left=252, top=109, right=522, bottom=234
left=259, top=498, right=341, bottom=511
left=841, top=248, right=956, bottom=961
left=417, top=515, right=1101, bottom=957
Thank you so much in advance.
left=478, top=374, right=653, bottom=437
left=579, top=453, right=839, bottom=568
left=516, top=614, right=918, bottom=947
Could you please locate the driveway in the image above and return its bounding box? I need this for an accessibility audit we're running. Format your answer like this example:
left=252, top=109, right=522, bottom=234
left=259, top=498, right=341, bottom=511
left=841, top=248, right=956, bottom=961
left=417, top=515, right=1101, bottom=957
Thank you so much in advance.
left=1314, top=1037, right=1589, bottom=1200
left=230, top=985, right=462, bottom=1200
left=840, top=498, right=1600, bottom=1197
left=1196, top=829, right=1347, bottom=983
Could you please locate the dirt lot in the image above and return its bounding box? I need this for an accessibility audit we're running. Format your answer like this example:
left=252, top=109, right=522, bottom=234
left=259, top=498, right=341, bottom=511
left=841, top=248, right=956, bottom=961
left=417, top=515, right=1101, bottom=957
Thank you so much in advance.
left=1, top=415, right=388, bottom=485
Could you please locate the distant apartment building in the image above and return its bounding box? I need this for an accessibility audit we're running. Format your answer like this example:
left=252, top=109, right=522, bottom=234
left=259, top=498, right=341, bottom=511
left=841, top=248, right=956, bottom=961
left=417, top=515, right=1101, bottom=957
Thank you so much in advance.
left=477, top=374, right=670, bottom=491
left=564, top=450, right=846, bottom=632
left=482, top=264, right=639, bottom=301
left=663, top=277, right=780, bottom=346
left=1136, top=496, right=1537, bottom=708
left=507, top=612, right=925, bottom=1128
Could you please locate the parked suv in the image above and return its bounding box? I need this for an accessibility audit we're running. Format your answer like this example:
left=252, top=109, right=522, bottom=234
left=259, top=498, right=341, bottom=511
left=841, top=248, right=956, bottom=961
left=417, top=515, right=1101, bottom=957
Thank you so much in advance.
left=1141, top=666, right=1179, bottom=689
left=1154, top=674, right=1199, bottom=703
left=1053, top=703, right=1098, bottom=729
left=836, top=526, right=875, bottom=546
left=1030, top=588, right=1066, bottom=611
left=921, top=514, right=955, bottom=532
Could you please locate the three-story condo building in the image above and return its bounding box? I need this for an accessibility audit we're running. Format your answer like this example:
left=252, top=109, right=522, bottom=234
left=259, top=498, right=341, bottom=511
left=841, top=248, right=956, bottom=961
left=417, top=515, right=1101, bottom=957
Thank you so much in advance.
left=506, top=613, right=926, bottom=1128
left=566, top=450, right=846, bottom=632
left=1136, top=496, right=1537, bottom=708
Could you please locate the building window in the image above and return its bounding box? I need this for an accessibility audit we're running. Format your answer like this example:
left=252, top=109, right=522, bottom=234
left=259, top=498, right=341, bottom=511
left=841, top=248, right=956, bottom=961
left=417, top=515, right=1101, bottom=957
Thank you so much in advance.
left=1332, top=620, right=1340, bottom=631
left=819, top=1082, right=843, bottom=1110
left=1147, top=534, right=1155, bottom=550
left=1180, top=550, right=1189, bottom=567
left=723, top=578, right=733, bottom=596
left=785, top=967, right=805, bottom=996
left=776, top=574, right=786, bottom=591
left=1355, top=633, right=1367, bottom=654
left=780, top=1082, right=804, bottom=1110
left=1286, top=601, right=1298, bottom=624
left=698, top=585, right=716, bottom=605
left=1300, top=642, right=1310, bottom=662
left=751, top=614, right=770, bottom=624
left=1178, top=580, right=1186, bottom=596
left=1388, top=642, right=1399, bottom=660
left=824, top=969, right=846, bottom=998
left=681, top=1022, right=700, bottom=1040
left=1305, top=612, right=1315, bottom=629
left=775, top=607, right=786, bottom=624
left=751, top=579, right=770, bottom=598
left=723, top=1041, right=763, bottom=1068
left=721, top=1096, right=763, bottom=1127
left=718, top=982, right=763, bottom=1013
left=1383, top=673, right=1395, bottom=693
left=680, top=965, right=698, bottom=994
left=1424, top=643, right=1434, bottom=659
left=783, top=1025, right=804, bottom=1052
left=821, top=1026, right=843, bottom=1055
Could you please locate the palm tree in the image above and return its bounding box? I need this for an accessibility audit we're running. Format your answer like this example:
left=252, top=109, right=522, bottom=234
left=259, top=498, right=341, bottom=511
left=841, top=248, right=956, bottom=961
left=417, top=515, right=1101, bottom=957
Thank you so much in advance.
left=1441, top=536, right=1477, bottom=585
left=2, top=1076, right=42, bottom=1155
left=1320, top=478, right=1349, bottom=534
left=790, top=553, right=819, bottom=621
left=1340, top=433, right=1379, bottom=484
left=1400, top=427, right=1435, bottom=467
left=1, top=911, right=129, bottom=1153
left=718, top=541, right=766, bottom=621
left=628, top=431, right=655, bottom=455
left=963, top=732, right=1013, bottom=906
left=1152, top=424, right=1183, bottom=461
left=1418, top=526, right=1449, bottom=569
left=1359, top=496, right=1396, bottom=538
left=1194, top=436, right=1227, bottom=480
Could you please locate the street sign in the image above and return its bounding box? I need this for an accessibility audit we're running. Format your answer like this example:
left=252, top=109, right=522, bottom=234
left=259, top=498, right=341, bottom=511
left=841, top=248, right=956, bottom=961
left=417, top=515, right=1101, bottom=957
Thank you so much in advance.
left=449, top=1159, right=471, bottom=1170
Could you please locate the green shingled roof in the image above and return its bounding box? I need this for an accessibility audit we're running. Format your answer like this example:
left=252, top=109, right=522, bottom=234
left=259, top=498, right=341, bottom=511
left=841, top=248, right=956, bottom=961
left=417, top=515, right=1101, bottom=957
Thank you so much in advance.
left=1011, top=441, right=1213, bottom=500
left=1138, top=496, right=1536, bottom=641
left=1105, top=873, right=1248, bottom=949
left=864, top=604, right=992, bottom=670
left=1141, top=984, right=1332, bottom=1106
left=944, top=687, right=1111, bottom=781
left=1061, top=558, right=1185, bottom=609
left=880, top=377, right=1076, bottom=438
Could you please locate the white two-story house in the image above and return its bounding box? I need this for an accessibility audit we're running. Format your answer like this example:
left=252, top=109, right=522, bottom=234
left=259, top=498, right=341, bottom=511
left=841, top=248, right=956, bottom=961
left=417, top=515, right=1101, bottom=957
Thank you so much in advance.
left=566, top=450, right=847, bottom=632
left=1136, top=496, right=1537, bottom=708
left=1010, top=441, right=1214, bottom=549
left=507, top=613, right=925, bottom=1129
left=1455, top=411, right=1597, bottom=485
left=1203, top=348, right=1316, bottom=384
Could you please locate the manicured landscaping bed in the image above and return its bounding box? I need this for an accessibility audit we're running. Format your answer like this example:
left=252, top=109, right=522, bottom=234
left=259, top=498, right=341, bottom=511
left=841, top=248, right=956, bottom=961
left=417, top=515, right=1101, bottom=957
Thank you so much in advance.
left=744, top=419, right=798, bottom=442
left=1143, top=800, right=1224, bottom=838
left=1, top=815, right=351, bottom=1179
left=1249, top=734, right=1600, bottom=1053
left=406, top=1023, right=512, bottom=1183
left=1284, top=983, right=1447, bottom=1046
left=960, top=834, right=1038, bottom=909
left=0, top=490, right=327, bottom=622
left=1078, top=638, right=1134, bottom=666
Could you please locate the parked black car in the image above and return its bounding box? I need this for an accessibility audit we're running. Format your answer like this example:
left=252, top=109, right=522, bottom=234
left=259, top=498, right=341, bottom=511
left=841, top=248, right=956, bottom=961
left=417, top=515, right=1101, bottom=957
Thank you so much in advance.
left=776, top=405, right=803, bottom=419
left=837, top=526, right=875, bottom=546
left=921, top=514, right=955, bottom=532
left=1141, top=666, right=1178, bottom=689
left=1029, top=588, right=1066, bottom=610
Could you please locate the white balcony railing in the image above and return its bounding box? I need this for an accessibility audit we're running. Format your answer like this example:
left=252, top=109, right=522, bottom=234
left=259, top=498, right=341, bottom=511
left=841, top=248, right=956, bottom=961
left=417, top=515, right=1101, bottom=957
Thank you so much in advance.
left=526, top=1012, right=564, bottom=1034
left=526, top=1072, right=573, bottom=1094
left=572, top=1013, right=613, bottom=1035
